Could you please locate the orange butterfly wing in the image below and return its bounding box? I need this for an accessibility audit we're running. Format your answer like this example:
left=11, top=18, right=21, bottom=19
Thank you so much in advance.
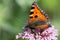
left=29, top=2, right=47, bottom=23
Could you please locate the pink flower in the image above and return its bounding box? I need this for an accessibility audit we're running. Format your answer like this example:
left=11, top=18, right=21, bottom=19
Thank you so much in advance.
left=16, top=26, right=58, bottom=40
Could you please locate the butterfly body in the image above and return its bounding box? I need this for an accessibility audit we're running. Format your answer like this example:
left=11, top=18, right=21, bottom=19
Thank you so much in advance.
left=25, top=2, right=51, bottom=31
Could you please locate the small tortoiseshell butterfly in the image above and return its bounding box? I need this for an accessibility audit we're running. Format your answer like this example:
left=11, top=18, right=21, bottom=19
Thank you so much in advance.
left=25, top=2, right=51, bottom=31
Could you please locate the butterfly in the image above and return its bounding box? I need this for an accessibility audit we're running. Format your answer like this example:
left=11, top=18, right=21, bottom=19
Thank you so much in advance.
left=25, top=2, right=51, bottom=31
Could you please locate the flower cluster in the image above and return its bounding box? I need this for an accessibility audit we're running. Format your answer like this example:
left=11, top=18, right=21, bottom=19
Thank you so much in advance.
left=16, top=26, right=58, bottom=40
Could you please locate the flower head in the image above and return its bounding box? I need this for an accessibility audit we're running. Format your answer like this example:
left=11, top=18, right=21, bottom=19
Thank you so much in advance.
left=16, top=26, right=58, bottom=40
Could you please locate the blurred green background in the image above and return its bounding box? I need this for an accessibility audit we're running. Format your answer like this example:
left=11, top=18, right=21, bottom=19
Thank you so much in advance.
left=0, top=0, right=60, bottom=40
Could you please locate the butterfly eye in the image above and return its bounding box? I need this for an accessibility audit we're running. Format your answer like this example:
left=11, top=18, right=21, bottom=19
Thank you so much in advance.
left=35, top=15, right=38, bottom=18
